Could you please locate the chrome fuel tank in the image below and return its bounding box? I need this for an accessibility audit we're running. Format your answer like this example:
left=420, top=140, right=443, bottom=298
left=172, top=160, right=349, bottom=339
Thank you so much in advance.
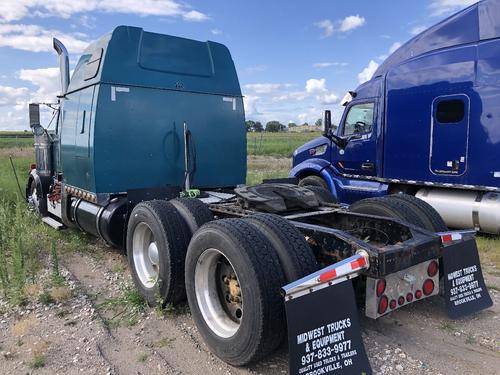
left=416, top=188, right=500, bottom=234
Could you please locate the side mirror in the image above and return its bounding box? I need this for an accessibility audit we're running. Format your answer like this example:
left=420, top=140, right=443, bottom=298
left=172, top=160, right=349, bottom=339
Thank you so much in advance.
left=29, top=103, right=44, bottom=136
left=29, top=103, right=40, bottom=129
left=323, top=110, right=332, bottom=136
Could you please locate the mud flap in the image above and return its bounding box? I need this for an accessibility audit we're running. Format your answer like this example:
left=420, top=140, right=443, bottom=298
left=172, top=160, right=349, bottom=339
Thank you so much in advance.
left=442, top=238, right=493, bottom=319
left=285, top=280, right=372, bottom=375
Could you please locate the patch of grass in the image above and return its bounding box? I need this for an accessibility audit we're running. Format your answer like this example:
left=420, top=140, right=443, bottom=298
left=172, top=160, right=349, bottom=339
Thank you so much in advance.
left=137, top=353, right=148, bottom=362
left=38, top=289, right=55, bottom=305
left=153, top=337, right=176, bottom=349
left=0, top=200, right=56, bottom=306
left=486, top=284, right=499, bottom=292
left=247, top=132, right=320, bottom=158
left=246, top=156, right=291, bottom=185
left=476, top=235, right=500, bottom=269
left=29, top=354, right=46, bottom=369
left=98, top=282, right=146, bottom=328
left=439, top=321, right=458, bottom=332
left=465, top=334, right=476, bottom=345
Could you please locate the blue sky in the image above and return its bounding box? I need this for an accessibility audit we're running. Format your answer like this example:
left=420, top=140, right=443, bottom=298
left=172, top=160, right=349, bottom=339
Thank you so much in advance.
left=0, top=0, right=477, bottom=130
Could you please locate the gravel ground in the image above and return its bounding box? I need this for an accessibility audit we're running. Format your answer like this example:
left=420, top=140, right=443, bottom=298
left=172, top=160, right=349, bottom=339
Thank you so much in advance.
left=1, top=241, right=498, bottom=375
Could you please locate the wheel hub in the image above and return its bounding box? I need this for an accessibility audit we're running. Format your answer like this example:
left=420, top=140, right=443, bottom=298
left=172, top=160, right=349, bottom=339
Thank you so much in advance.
left=132, top=222, right=159, bottom=288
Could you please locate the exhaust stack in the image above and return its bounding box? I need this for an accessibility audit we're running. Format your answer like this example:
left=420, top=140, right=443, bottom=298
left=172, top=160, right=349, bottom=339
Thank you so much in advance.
left=53, top=38, right=70, bottom=95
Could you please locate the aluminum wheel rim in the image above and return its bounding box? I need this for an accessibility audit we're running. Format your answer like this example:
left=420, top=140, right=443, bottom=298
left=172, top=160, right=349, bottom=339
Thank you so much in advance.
left=195, top=248, right=243, bottom=338
left=132, top=222, right=159, bottom=288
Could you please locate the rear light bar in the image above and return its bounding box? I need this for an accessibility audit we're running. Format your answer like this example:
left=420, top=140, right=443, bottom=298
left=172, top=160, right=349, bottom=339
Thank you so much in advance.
left=283, top=251, right=370, bottom=300
left=365, top=259, right=439, bottom=319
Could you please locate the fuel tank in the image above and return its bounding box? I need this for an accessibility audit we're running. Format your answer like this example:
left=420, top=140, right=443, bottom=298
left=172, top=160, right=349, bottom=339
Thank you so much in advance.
left=416, top=188, right=500, bottom=234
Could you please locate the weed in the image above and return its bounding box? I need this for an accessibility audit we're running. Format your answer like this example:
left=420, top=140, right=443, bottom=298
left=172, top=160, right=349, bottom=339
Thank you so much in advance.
left=50, top=241, right=64, bottom=286
left=55, top=309, right=68, bottom=318
left=154, top=337, right=176, bottom=349
left=439, top=321, right=457, bottom=332
left=29, top=354, right=45, bottom=369
left=486, top=284, right=499, bottom=292
left=38, top=290, right=55, bottom=305
left=465, top=334, right=476, bottom=345
left=16, top=339, right=23, bottom=346
left=97, top=282, right=146, bottom=328
left=137, top=353, right=148, bottom=362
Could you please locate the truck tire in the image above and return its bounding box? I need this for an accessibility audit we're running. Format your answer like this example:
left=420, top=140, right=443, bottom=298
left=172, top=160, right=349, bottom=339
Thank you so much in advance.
left=349, top=197, right=426, bottom=229
left=127, top=200, right=190, bottom=306
left=170, top=197, right=213, bottom=236
left=298, top=175, right=328, bottom=189
left=304, top=185, right=337, bottom=204
left=27, top=178, right=48, bottom=217
left=185, top=218, right=286, bottom=365
left=245, top=213, right=318, bottom=282
left=387, top=194, right=447, bottom=232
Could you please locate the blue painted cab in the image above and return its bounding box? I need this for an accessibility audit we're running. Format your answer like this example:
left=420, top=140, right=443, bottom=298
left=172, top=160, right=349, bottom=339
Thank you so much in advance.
left=291, top=0, right=500, bottom=205
left=59, top=26, right=246, bottom=196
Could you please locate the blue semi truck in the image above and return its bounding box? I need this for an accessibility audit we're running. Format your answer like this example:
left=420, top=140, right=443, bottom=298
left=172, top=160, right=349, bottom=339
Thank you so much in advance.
left=291, top=0, right=500, bottom=234
left=25, top=20, right=492, bottom=373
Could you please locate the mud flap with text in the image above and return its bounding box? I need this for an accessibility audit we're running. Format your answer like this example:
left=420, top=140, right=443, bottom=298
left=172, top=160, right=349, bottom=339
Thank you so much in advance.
left=285, top=280, right=372, bottom=375
left=442, top=238, right=493, bottom=319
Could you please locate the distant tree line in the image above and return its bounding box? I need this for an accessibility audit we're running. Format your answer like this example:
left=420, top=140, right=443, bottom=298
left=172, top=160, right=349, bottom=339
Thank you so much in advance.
left=246, top=119, right=323, bottom=133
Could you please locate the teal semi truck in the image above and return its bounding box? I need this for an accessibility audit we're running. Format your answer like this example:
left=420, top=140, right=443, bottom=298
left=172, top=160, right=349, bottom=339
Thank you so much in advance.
left=26, top=26, right=491, bottom=371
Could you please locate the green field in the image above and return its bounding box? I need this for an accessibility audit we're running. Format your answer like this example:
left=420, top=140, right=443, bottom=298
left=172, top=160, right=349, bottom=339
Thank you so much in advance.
left=247, top=131, right=320, bottom=157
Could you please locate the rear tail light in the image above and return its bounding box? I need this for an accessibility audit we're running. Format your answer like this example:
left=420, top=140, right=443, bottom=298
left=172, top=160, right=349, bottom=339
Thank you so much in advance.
left=415, top=290, right=422, bottom=299
left=423, top=279, right=435, bottom=296
left=427, top=261, right=438, bottom=277
left=376, top=279, right=386, bottom=297
left=378, top=295, right=388, bottom=314
left=389, top=299, right=397, bottom=310
left=398, top=296, right=405, bottom=306
left=406, top=293, right=413, bottom=302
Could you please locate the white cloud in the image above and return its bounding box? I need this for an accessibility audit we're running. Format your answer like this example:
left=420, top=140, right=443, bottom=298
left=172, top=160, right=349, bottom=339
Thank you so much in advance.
left=428, top=0, right=477, bottom=16
left=306, top=79, right=326, bottom=94
left=314, top=20, right=334, bottom=38
left=0, top=86, right=29, bottom=106
left=243, top=95, right=261, bottom=117
left=18, top=67, right=60, bottom=102
left=339, top=15, right=366, bottom=32
left=183, top=10, right=209, bottom=22
left=312, top=62, right=348, bottom=69
left=244, top=83, right=293, bottom=94
left=358, top=60, right=379, bottom=84
left=315, top=15, right=366, bottom=38
left=0, top=0, right=208, bottom=23
left=211, top=29, right=222, bottom=35
left=319, top=93, right=339, bottom=104
left=410, top=25, right=427, bottom=35
left=244, top=65, right=267, bottom=74
left=0, top=24, right=90, bottom=53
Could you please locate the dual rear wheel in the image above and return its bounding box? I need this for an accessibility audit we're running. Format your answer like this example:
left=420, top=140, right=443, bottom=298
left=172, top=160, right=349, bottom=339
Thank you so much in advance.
left=127, top=199, right=317, bottom=365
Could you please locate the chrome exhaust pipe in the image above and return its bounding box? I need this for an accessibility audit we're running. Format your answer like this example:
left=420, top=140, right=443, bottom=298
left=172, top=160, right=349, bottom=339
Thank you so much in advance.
left=53, top=38, right=70, bottom=95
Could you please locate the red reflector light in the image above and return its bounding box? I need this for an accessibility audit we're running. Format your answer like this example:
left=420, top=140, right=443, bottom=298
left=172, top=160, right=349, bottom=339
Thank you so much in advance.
left=415, top=290, right=422, bottom=299
left=318, top=269, right=337, bottom=283
left=427, top=261, right=438, bottom=277
left=378, top=296, right=388, bottom=315
left=441, top=233, right=452, bottom=243
left=406, top=293, right=413, bottom=302
left=376, top=279, right=386, bottom=297
left=423, top=279, right=435, bottom=296
left=389, top=299, right=397, bottom=309
left=350, top=257, right=367, bottom=270
left=398, top=296, right=405, bottom=306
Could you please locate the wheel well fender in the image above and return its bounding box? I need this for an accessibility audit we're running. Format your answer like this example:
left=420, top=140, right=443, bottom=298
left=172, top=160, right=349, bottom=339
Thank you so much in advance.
left=289, top=159, right=339, bottom=200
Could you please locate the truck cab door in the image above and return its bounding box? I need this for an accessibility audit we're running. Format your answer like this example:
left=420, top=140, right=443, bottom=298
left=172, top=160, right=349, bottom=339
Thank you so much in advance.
left=334, top=101, right=377, bottom=176
left=429, top=95, right=469, bottom=176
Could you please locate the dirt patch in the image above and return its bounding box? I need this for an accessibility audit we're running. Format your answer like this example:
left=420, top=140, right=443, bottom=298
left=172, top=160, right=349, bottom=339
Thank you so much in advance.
left=1, top=239, right=498, bottom=375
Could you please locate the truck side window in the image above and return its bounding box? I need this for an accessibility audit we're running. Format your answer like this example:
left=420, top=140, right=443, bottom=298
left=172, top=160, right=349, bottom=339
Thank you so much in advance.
left=342, top=102, right=374, bottom=136
left=436, top=99, right=464, bottom=123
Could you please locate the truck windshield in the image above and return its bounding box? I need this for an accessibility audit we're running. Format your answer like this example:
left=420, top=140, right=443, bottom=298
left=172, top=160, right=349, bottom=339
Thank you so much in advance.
left=342, top=102, right=374, bottom=136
